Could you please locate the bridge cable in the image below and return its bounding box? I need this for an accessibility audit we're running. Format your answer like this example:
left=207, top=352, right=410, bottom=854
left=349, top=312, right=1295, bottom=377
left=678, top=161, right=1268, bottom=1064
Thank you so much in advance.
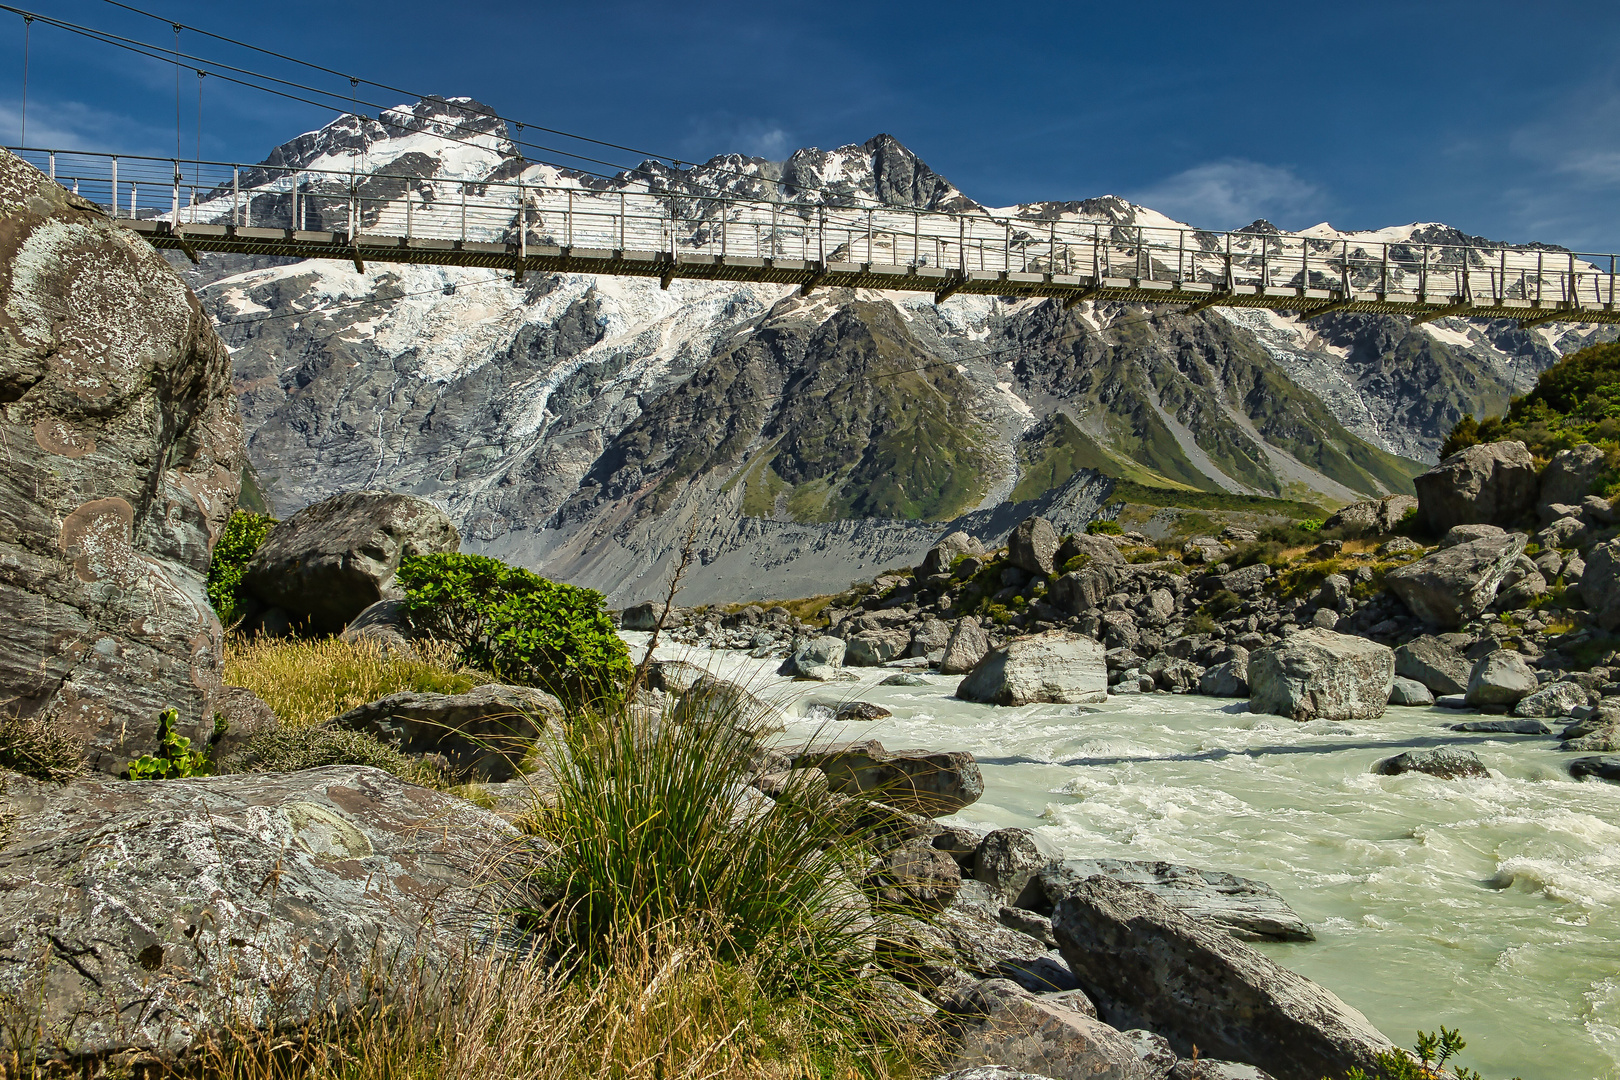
left=171, top=22, right=179, bottom=161
left=18, top=13, right=29, bottom=146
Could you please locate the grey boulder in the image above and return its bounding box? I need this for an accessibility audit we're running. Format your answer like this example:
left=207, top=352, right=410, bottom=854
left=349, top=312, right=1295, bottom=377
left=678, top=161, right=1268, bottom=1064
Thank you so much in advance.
left=1384, top=532, right=1527, bottom=628
left=1413, top=439, right=1538, bottom=534
left=941, top=617, right=993, bottom=675
left=1374, top=747, right=1489, bottom=780
left=791, top=738, right=984, bottom=816
left=1539, top=443, right=1607, bottom=509
left=1052, top=877, right=1393, bottom=1080
left=1248, top=629, right=1394, bottom=722
left=620, top=601, right=675, bottom=631
left=974, top=828, right=1059, bottom=908
left=1322, top=495, right=1418, bottom=535
left=1393, top=636, right=1470, bottom=696
left=958, top=631, right=1108, bottom=707
left=1199, top=660, right=1250, bottom=699
left=782, top=635, right=847, bottom=675
left=918, top=531, right=982, bottom=578
left=1037, top=860, right=1314, bottom=943
left=0, top=148, right=245, bottom=776
left=245, top=491, right=459, bottom=634
left=1579, top=540, right=1620, bottom=632
left=331, top=683, right=563, bottom=782
left=1513, top=681, right=1591, bottom=718
left=0, top=767, right=520, bottom=1064
left=944, top=979, right=1151, bottom=1080
left=1464, top=650, right=1539, bottom=711
left=1451, top=718, right=1551, bottom=734
left=847, top=628, right=912, bottom=666
left=1009, top=516, right=1061, bottom=576
left=1387, top=676, right=1434, bottom=706
left=1569, top=756, right=1620, bottom=781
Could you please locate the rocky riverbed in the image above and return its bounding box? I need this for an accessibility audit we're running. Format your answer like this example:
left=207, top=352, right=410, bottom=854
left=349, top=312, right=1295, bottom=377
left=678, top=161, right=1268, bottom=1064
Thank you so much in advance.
left=631, top=633, right=1620, bottom=1080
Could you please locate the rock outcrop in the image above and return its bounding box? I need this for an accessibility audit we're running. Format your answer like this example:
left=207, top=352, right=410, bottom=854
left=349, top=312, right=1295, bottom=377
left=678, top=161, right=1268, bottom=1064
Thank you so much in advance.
left=944, top=979, right=1150, bottom=1080
left=0, top=149, right=244, bottom=775
left=958, top=632, right=1108, bottom=706
left=1247, top=630, right=1394, bottom=722
left=1052, top=877, right=1393, bottom=1080
left=1413, top=440, right=1537, bottom=533
left=244, top=490, right=459, bottom=634
left=1383, top=531, right=1526, bottom=627
left=0, top=766, right=521, bottom=1064
left=1037, top=861, right=1314, bottom=943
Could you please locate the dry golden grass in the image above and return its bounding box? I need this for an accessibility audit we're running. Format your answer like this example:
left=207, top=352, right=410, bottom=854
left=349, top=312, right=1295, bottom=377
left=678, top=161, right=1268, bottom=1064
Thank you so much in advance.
left=223, top=636, right=489, bottom=729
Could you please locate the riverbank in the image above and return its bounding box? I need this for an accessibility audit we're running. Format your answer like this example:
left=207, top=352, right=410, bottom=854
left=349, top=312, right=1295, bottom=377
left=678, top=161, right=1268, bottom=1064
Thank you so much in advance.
left=629, top=632, right=1620, bottom=1079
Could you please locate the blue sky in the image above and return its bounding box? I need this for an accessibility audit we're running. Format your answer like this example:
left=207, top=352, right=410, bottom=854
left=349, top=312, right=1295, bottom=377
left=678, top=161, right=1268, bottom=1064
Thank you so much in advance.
left=6, top=0, right=1620, bottom=249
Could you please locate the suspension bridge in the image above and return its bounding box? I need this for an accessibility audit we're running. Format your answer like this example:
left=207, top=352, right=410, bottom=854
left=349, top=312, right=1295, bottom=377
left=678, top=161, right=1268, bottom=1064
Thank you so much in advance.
left=12, top=145, right=1620, bottom=328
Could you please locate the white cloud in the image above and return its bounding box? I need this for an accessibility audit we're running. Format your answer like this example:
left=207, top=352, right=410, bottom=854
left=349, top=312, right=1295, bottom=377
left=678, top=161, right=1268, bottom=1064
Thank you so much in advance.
left=1130, top=159, right=1328, bottom=230
left=679, top=114, right=794, bottom=162
left=0, top=97, right=171, bottom=156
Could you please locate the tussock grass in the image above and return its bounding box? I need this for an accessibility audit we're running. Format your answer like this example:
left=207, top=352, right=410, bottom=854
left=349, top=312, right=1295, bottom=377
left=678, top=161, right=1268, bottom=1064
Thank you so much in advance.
left=0, top=711, right=87, bottom=784
left=223, top=636, right=488, bottom=730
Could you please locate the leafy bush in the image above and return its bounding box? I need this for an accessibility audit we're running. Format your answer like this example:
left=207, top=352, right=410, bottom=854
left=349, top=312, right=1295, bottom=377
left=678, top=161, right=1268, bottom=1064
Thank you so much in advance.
left=223, top=637, right=485, bottom=730
left=1440, top=414, right=1481, bottom=458
left=127, top=708, right=210, bottom=780
left=0, top=712, right=86, bottom=783
left=1186, top=612, right=1219, bottom=635
left=983, top=603, right=1014, bottom=626
left=1086, top=519, right=1123, bottom=535
left=397, top=553, right=631, bottom=709
left=1297, top=518, right=1325, bottom=532
left=206, top=511, right=277, bottom=626
left=1203, top=589, right=1243, bottom=618
left=1332, top=1026, right=1509, bottom=1080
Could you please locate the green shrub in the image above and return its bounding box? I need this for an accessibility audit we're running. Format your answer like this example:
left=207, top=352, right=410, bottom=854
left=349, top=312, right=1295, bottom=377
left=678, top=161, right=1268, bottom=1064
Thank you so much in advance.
left=396, top=553, right=632, bottom=709
left=1296, top=518, right=1325, bottom=533
left=1203, top=589, right=1243, bottom=618
left=206, top=511, right=277, bottom=626
left=1086, top=519, right=1123, bottom=536
left=1332, top=1026, right=1508, bottom=1080
left=127, top=708, right=210, bottom=780
left=984, top=603, right=1014, bottom=626
left=1186, top=612, right=1218, bottom=635
left=1440, top=414, right=1481, bottom=458
left=0, top=712, right=86, bottom=783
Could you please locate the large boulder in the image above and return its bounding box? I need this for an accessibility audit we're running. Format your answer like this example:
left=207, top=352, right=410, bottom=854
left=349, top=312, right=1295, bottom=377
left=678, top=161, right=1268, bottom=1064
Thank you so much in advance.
left=781, top=634, right=847, bottom=675
left=1052, top=877, right=1393, bottom=1080
left=791, top=739, right=984, bottom=816
left=1049, top=566, right=1116, bottom=615
left=330, top=683, right=563, bottom=782
left=944, top=979, right=1151, bottom=1080
left=1393, top=636, right=1471, bottom=695
left=1247, top=629, right=1394, bottom=722
left=918, top=531, right=983, bottom=578
left=620, top=601, right=674, bottom=631
left=958, top=632, right=1108, bottom=706
left=1539, top=443, right=1607, bottom=509
left=1322, top=494, right=1418, bottom=535
left=0, top=149, right=245, bottom=776
left=1413, top=440, right=1538, bottom=534
left=1463, top=650, right=1539, bottom=711
left=0, top=766, right=520, bottom=1064
left=847, top=628, right=913, bottom=666
left=1383, top=531, right=1527, bottom=627
left=1008, top=516, right=1061, bottom=576
left=1055, top=533, right=1126, bottom=569
left=1514, top=681, right=1590, bottom=718
left=1037, top=861, right=1314, bottom=943
left=244, top=491, right=459, bottom=634
left=941, top=617, right=992, bottom=675
left=973, top=828, right=1058, bottom=908
left=1579, top=539, right=1620, bottom=632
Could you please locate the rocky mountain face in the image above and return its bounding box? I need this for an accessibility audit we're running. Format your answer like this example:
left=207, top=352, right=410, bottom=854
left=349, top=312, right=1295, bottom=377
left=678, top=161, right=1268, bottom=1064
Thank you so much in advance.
left=170, top=97, right=1617, bottom=604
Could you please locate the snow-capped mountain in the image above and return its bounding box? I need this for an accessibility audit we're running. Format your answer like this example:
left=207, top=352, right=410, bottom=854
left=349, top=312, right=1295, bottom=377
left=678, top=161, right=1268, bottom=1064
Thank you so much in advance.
left=175, top=97, right=1616, bottom=603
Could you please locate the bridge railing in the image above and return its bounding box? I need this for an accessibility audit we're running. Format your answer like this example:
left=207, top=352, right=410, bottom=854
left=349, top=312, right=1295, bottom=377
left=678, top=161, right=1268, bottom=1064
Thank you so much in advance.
left=10, top=146, right=1619, bottom=309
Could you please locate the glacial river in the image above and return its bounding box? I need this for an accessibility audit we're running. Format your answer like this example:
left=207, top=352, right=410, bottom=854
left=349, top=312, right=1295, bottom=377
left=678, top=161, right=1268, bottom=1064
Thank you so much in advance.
left=626, top=634, right=1620, bottom=1078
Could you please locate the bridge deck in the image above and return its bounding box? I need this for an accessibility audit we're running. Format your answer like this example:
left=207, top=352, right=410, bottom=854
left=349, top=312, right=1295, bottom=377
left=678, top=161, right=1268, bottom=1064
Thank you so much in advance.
left=128, top=217, right=1620, bottom=325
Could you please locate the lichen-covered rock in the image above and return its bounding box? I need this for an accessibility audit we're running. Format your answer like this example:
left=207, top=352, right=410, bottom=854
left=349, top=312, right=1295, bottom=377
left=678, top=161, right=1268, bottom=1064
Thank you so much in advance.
left=791, top=738, right=984, bottom=816
left=944, top=979, right=1151, bottom=1080
left=918, top=531, right=983, bottom=578
left=1248, top=629, right=1394, bottom=722
left=941, top=617, right=992, bottom=675
left=1578, top=539, right=1620, bottom=632
left=847, top=627, right=912, bottom=666
left=1384, top=532, right=1527, bottom=627
left=0, top=766, right=522, bottom=1064
left=1464, top=650, right=1538, bottom=711
left=1052, top=877, right=1393, bottom=1080
left=1539, top=443, right=1607, bottom=509
left=244, top=490, right=459, bottom=634
left=958, top=632, right=1107, bottom=706
left=870, top=838, right=963, bottom=912
left=1008, top=516, right=1060, bottom=576
left=973, top=828, right=1057, bottom=908
left=0, top=149, right=244, bottom=775
left=1322, top=494, right=1418, bottom=535
left=1414, top=440, right=1538, bottom=533
left=1513, top=681, right=1590, bottom=718
left=330, top=683, right=563, bottom=781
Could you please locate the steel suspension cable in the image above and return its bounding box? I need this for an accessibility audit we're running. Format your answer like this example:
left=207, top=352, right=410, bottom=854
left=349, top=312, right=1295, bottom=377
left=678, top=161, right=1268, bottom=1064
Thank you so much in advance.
left=18, top=13, right=29, bottom=146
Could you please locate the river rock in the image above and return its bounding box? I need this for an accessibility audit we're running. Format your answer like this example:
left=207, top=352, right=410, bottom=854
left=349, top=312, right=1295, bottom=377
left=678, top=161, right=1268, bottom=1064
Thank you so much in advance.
left=1513, top=681, right=1590, bottom=718
left=0, top=766, right=520, bottom=1064
left=1374, top=747, right=1489, bottom=780
left=871, top=838, right=963, bottom=912
left=911, top=617, right=953, bottom=658
left=621, top=601, right=674, bottom=631
left=974, top=828, right=1058, bottom=908
left=847, top=628, right=912, bottom=666
left=1540, top=443, right=1607, bottom=509
left=782, top=635, right=847, bottom=675
left=1383, top=532, right=1527, bottom=627
left=918, top=531, right=982, bottom=578
left=1199, top=660, right=1249, bottom=698
left=1569, top=756, right=1620, bottom=781
left=791, top=739, right=984, bottom=816
left=672, top=674, right=783, bottom=733
left=1451, top=718, right=1552, bottom=734
left=941, top=617, right=992, bottom=675
left=1563, top=725, right=1620, bottom=752
left=1414, top=440, right=1538, bottom=533
left=1393, top=636, right=1470, bottom=696
left=1037, top=861, right=1314, bottom=943
left=1464, top=650, right=1539, bottom=711
left=958, top=632, right=1108, bottom=706
left=646, top=658, right=707, bottom=694
left=1009, top=516, right=1061, bottom=576
left=883, top=672, right=932, bottom=687
left=245, top=491, right=459, bottom=635
left=1388, top=676, right=1435, bottom=706
left=1247, top=629, right=1394, bottom=722
left=1051, top=877, right=1393, bottom=1080
left=0, top=149, right=246, bottom=776
left=331, top=683, right=563, bottom=782
left=1579, top=540, right=1620, bottom=632
left=1122, top=1030, right=1179, bottom=1080
left=944, top=979, right=1151, bottom=1080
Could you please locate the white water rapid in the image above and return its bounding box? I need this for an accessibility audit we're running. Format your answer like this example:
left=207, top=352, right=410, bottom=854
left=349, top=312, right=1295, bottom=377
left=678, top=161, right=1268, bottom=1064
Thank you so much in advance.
left=627, top=634, right=1620, bottom=1079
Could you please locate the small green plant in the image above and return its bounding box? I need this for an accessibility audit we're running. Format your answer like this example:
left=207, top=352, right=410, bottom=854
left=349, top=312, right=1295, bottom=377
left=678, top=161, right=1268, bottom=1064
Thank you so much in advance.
left=397, top=552, right=632, bottom=709
left=984, top=603, right=1014, bottom=626
left=1296, top=518, right=1325, bottom=533
left=226, top=725, right=445, bottom=788
left=1332, top=1026, right=1513, bottom=1080
left=1061, top=553, right=1093, bottom=573
left=128, top=708, right=210, bottom=780
left=205, top=511, right=277, bottom=626
left=1186, top=612, right=1218, bottom=635
left=1086, top=519, right=1123, bottom=536
left=1203, top=589, right=1243, bottom=618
